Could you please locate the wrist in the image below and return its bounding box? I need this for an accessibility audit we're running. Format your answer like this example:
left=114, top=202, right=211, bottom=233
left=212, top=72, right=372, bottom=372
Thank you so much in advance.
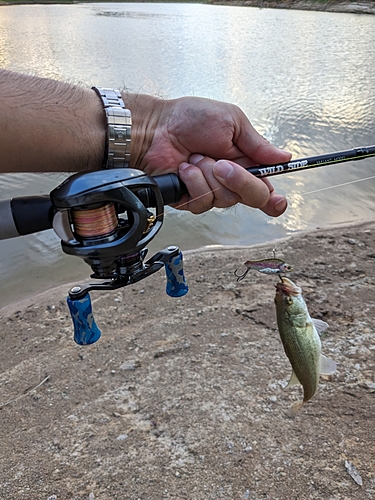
left=0, top=71, right=107, bottom=173
left=121, top=92, right=165, bottom=171
left=82, top=89, right=108, bottom=172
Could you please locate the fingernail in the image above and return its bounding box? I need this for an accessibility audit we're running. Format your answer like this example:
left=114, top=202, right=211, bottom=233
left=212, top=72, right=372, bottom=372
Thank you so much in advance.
left=189, top=154, right=205, bottom=165
left=213, top=160, right=234, bottom=180
left=275, top=197, right=287, bottom=212
left=179, top=162, right=191, bottom=172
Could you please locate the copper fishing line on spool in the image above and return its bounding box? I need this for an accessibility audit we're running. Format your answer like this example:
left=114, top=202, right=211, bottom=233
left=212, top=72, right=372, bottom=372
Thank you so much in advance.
left=72, top=203, right=118, bottom=239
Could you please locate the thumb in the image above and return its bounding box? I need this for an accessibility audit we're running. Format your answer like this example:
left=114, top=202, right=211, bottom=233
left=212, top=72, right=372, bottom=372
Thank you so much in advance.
left=212, top=159, right=288, bottom=216
left=212, top=160, right=270, bottom=208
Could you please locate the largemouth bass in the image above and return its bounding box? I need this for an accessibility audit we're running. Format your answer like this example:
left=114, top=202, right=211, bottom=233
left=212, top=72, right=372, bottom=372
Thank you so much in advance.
left=274, top=277, right=336, bottom=414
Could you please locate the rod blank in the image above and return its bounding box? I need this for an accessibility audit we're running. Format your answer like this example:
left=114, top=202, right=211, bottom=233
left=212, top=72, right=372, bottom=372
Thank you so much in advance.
left=247, top=145, right=375, bottom=178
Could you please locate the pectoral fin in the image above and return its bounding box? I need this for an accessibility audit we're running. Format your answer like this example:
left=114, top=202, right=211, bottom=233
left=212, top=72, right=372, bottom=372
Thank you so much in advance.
left=286, top=370, right=301, bottom=388
left=312, top=318, right=329, bottom=336
left=319, top=354, right=337, bottom=375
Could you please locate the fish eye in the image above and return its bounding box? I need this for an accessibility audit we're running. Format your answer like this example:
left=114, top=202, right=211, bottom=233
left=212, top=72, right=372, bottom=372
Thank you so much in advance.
left=286, top=296, right=293, bottom=305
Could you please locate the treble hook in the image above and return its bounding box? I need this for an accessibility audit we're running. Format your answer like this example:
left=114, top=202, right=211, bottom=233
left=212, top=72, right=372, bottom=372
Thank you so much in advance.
left=234, top=267, right=251, bottom=282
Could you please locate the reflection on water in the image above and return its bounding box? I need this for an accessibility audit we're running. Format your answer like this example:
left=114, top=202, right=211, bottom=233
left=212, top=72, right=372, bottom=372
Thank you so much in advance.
left=0, top=3, right=375, bottom=305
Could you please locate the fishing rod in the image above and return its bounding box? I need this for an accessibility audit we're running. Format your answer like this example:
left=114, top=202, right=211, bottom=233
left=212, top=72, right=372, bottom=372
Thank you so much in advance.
left=246, top=144, right=375, bottom=178
left=1, top=145, right=375, bottom=241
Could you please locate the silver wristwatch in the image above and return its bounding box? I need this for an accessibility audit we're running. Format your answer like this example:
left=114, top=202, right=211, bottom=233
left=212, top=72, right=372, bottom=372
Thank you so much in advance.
left=92, top=87, right=132, bottom=169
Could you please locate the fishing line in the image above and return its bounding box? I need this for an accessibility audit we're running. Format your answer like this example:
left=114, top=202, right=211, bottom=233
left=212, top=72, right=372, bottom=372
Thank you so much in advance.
left=300, top=174, right=375, bottom=196
left=171, top=172, right=375, bottom=212
left=157, top=186, right=222, bottom=217
left=159, top=172, right=375, bottom=225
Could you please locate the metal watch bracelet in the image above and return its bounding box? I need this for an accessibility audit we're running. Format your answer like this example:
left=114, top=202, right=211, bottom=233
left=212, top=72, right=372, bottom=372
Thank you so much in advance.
left=92, top=87, right=132, bottom=169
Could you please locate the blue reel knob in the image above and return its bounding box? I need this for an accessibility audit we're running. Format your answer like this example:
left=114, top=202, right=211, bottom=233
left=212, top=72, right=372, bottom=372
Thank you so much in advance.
left=66, top=293, right=101, bottom=345
left=164, top=251, right=189, bottom=297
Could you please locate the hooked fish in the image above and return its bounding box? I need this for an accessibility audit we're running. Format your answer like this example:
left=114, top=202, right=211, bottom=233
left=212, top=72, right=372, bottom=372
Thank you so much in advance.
left=235, top=258, right=293, bottom=281
left=274, top=277, right=336, bottom=414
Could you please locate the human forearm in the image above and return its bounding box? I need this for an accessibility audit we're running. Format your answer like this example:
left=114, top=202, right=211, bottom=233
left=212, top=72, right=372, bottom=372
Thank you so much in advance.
left=0, top=70, right=106, bottom=173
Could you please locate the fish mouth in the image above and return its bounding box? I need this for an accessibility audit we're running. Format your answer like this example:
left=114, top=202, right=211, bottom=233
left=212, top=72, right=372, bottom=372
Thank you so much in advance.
left=275, top=277, right=301, bottom=297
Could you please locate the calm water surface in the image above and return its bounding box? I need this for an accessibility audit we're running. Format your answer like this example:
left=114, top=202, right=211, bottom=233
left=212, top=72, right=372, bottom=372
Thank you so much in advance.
left=0, top=3, right=374, bottom=305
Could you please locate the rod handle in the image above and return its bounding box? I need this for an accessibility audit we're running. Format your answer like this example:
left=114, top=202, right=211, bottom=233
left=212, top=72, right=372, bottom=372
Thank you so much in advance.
left=0, top=196, right=54, bottom=240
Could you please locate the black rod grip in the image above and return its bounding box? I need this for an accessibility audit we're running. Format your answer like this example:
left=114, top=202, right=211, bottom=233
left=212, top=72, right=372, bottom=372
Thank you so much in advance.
left=153, top=173, right=187, bottom=205
left=11, top=195, right=54, bottom=236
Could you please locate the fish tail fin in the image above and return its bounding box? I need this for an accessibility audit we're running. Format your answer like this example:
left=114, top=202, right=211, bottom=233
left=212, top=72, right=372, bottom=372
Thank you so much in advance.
left=319, top=354, right=337, bottom=375
left=287, top=400, right=304, bottom=416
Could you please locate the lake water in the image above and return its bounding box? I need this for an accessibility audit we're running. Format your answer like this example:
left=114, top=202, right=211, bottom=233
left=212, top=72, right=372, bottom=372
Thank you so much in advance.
left=0, top=2, right=374, bottom=306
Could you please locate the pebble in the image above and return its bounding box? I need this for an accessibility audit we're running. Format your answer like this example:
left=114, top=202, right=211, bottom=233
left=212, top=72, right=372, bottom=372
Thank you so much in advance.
left=116, top=434, right=128, bottom=441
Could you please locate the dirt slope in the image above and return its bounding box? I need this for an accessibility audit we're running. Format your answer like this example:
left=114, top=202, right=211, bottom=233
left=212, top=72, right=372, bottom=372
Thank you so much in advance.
left=1, top=220, right=375, bottom=499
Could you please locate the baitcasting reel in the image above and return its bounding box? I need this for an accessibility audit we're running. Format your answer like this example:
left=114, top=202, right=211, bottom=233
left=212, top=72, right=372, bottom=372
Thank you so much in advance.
left=0, top=168, right=188, bottom=345
left=49, top=169, right=189, bottom=345
left=0, top=168, right=188, bottom=346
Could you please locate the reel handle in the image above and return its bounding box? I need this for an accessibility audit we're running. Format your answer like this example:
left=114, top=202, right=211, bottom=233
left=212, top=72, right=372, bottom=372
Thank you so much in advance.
left=65, top=247, right=188, bottom=345
left=164, top=250, right=189, bottom=297
left=66, top=293, right=101, bottom=345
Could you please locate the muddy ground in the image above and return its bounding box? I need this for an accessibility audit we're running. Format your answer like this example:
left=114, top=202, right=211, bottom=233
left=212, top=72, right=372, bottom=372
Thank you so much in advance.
left=1, top=220, right=375, bottom=499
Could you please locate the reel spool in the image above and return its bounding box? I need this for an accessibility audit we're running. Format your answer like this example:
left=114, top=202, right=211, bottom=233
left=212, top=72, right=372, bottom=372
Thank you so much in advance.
left=71, top=202, right=118, bottom=240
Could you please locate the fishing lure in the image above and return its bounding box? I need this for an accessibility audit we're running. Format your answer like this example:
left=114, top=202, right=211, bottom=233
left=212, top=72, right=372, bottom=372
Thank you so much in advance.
left=235, top=257, right=293, bottom=282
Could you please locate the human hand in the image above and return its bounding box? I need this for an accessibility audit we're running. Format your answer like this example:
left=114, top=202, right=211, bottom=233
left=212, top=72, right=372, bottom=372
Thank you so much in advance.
left=126, top=93, right=291, bottom=215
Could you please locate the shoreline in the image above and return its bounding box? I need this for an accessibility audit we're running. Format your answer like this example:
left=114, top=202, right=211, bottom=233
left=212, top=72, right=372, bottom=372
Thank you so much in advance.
left=0, top=0, right=374, bottom=15
left=1, top=217, right=373, bottom=315
left=208, top=0, right=375, bottom=15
